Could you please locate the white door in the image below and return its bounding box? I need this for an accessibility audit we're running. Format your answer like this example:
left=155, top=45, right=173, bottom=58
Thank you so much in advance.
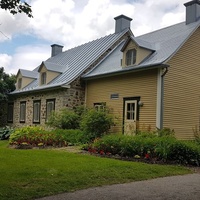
left=124, top=100, right=137, bottom=135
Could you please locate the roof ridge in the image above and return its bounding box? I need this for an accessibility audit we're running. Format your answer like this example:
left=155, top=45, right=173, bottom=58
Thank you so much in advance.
left=136, top=21, right=185, bottom=38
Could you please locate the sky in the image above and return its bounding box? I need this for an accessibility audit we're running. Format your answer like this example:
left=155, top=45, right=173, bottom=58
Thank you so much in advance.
left=0, top=0, right=188, bottom=75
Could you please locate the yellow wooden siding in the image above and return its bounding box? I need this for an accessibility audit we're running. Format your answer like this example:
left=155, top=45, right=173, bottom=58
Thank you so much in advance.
left=86, top=69, right=158, bottom=133
left=164, top=27, right=200, bottom=140
left=16, top=73, right=34, bottom=90
left=39, top=65, right=60, bottom=84
left=122, top=41, right=152, bottom=67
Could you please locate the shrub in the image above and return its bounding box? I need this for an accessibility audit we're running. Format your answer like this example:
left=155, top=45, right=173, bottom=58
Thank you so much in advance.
left=156, top=127, right=175, bottom=137
left=9, top=127, right=89, bottom=147
left=54, top=129, right=90, bottom=145
left=90, top=133, right=200, bottom=166
left=47, top=109, right=80, bottom=129
left=169, top=140, right=200, bottom=165
left=80, top=108, right=113, bottom=139
left=9, top=126, right=67, bottom=147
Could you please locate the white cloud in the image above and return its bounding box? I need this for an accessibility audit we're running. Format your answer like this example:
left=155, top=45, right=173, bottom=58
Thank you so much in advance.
left=7, top=45, right=50, bottom=74
left=0, top=0, right=191, bottom=74
left=0, top=54, right=12, bottom=73
left=0, top=10, right=31, bottom=42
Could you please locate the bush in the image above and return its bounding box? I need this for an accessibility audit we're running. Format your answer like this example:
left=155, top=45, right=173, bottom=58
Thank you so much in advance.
left=80, top=108, right=113, bottom=139
left=47, top=109, right=80, bottom=129
left=9, top=126, right=67, bottom=147
left=9, top=126, right=89, bottom=147
left=54, top=129, right=91, bottom=145
left=90, top=133, right=200, bottom=166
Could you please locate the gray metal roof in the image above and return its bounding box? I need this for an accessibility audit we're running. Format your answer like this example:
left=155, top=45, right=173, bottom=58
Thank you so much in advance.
left=11, top=28, right=130, bottom=94
left=83, top=20, right=200, bottom=79
left=18, top=69, right=38, bottom=79
left=41, top=61, right=67, bottom=73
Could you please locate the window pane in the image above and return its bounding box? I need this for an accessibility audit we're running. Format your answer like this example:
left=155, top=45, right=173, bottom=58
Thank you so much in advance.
left=46, top=99, right=55, bottom=120
left=126, top=49, right=136, bottom=65
left=41, top=72, right=46, bottom=85
left=126, top=102, right=135, bottom=120
left=20, top=102, right=26, bottom=122
left=33, top=101, right=40, bottom=123
left=94, top=102, right=106, bottom=111
left=18, top=78, right=22, bottom=89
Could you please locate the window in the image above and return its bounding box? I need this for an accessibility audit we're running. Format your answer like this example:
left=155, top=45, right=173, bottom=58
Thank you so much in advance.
left=33, top=100, right=41, bottom=123
left=126, top=49, right=136, bottom=66
left=46, top=99, right=55, bottom=120
left=94, top=102, right=106, bottom=111
left=7, top=103, right=14, bottom=123
left=20, top=101, right=26, bottom=123
left=18, top=78, right=22, bottom=89
left=41, top=72, right=46, bottom=85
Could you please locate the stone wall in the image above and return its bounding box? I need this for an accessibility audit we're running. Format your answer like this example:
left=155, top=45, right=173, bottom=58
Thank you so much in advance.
left=11, top=82, right=85, bottom=128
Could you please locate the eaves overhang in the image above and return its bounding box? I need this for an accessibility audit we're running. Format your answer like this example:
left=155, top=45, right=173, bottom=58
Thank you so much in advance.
left=9, top=83, right=70, bottom=96
left=82, top=63, right=169, bottom=80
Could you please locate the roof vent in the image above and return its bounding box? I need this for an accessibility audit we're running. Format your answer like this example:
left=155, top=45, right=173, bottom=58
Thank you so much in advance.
left=114, top=15, right=132, bottom=33
left=184, top=0, right=200, bottom=24
left=51, top=44, right=64, bottom=57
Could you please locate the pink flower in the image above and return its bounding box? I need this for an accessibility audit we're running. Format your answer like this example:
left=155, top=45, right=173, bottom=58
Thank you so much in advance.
left=145, top=153, right=150, bottom=159
left=100, top=150, right=105, bottom=155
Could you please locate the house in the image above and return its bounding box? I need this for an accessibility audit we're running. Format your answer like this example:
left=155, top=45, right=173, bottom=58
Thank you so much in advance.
left=8, top=15, right=132, bottom=127
left=9, top=0, right=200, bottom=140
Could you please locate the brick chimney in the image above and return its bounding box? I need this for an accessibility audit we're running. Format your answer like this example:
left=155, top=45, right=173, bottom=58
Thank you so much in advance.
left=51, top=44, right=63, bottom=57
left=114, top=15, right=132, bottom=33
left=184, top=0, right=200, bottom=24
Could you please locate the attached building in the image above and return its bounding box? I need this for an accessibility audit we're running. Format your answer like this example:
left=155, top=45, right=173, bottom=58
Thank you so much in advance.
left=9, top=0, right=200, bottom=139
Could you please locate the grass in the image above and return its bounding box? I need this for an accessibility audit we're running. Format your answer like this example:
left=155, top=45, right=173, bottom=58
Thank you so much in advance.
left=0, top=141, right=191, bottom=200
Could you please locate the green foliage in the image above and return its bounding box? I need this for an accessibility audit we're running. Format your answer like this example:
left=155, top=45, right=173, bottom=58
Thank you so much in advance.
left=0, top=140, right=190, bottom=200
left=9, top=126, right=89, bottom=147
left=0, top=0, right=32, bottom=17
left=0, top=126, right=14, bottom=140
left=91, top=133, right=200, bottom=166
left=47, top=109, right=80, bottom=129
left=0, top=67, right=16, bottom=101
left=156, top=127, right=175, bottom=137
left=53, top=129, right=90, bottom=145
left=9, top=126, right=67, bottom=147
left=80, top=108, right=113, bottom=139
left=169, top=140, right=200, bottom=165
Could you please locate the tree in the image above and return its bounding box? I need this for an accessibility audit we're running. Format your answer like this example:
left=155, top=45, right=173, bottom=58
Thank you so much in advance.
left=0, top=67, right=16, bottom=101
left=0, top=0, right=32, bottom=17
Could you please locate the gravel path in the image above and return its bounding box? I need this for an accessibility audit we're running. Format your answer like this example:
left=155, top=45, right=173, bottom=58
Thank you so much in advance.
left=36, top=173, right=200, bottom=200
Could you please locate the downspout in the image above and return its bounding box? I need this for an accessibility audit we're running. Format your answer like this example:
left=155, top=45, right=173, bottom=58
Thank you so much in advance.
left=160, top=67, right=168, bottom=129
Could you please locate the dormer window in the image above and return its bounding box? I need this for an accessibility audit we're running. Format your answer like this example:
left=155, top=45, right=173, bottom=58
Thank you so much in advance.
left=41, top=72, right=46, bottom=85
left=18, top=78, right=22, bottom=89
left=126, top=49, right=136, bottom=66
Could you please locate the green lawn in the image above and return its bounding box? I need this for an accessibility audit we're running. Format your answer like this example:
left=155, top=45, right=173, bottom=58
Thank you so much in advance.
left=0, top=140, right=191, bottom=200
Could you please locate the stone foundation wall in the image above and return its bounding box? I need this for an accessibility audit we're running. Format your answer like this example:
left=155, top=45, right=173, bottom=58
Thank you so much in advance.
left=12, top=83, right=85, bottom=128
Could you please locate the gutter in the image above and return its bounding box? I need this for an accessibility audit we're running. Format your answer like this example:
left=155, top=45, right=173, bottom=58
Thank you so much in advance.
left=158, top=66, right=169, bottom=130
left=9, top=84, right=70, bottom=96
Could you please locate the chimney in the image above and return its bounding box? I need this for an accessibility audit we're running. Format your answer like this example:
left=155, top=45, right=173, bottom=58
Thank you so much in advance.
left=51, top=44, right=63, bottom=57
left=114, top=15, right=132, bottom=33
left=184, top=0, right=200, bottom=24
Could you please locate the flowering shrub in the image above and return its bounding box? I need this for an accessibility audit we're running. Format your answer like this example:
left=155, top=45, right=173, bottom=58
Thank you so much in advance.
left=9, top=127, right=87, bottom=147
left=9, top=126, right=67, bottom=147
left=89, top=133, right=200, bottom=166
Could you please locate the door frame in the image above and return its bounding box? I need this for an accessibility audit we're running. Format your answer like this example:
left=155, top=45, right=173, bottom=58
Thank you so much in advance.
left=122, top=97, right=140, bottom=134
